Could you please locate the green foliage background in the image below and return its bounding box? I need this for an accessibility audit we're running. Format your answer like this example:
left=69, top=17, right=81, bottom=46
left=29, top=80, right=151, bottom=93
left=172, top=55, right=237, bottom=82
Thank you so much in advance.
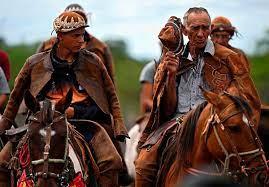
left=1, top=38, right=269, bottom=126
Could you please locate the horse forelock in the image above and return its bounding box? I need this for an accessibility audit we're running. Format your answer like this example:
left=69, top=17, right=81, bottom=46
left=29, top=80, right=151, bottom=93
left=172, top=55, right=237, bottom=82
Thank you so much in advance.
left=223, top=93, right=253, bottom=117
left=40, top=99, right=54, bottom=125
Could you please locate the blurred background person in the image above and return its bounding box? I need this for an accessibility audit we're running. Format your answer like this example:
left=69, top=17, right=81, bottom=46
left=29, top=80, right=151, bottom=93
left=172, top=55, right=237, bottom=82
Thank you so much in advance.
left=211, top=16, right=269, bottom=113
left=210, top=16, right=250, bottom=70
left=0, top=49, right=11, bottom=82
left=0, top=67, right=10, bottom=113
left=139, top=43, right=162, bottom=114
left=139, top=60, right=156, bottom=114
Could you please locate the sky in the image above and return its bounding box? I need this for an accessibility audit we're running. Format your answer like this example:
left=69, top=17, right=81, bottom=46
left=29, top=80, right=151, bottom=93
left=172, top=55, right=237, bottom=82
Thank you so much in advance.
left=1, top=0, right=269, bottom=59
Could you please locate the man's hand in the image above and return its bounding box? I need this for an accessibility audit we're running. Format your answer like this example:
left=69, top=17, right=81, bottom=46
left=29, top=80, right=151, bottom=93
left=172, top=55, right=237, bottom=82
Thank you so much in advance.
left=163, top=51, right=180, bottom=77
left=65, top=107, right=74, bottom=119
left=142, top=99, right=153, bottom=113
left=0, top=116, right=12, bottom=135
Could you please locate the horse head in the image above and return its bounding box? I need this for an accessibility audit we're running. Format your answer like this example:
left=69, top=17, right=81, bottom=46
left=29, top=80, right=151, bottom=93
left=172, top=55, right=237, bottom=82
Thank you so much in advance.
left=162, top=89, right=268, bottom=186
left=258, top=105, right=269, bottom=158
left=200, top=89, right=269, bottom=186
left=23, top=90, right=72, bottom=187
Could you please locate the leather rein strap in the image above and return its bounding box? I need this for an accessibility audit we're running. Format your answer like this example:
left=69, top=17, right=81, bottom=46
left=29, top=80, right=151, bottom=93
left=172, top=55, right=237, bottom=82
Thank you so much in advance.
left=29, top=113, right=67, bottom=179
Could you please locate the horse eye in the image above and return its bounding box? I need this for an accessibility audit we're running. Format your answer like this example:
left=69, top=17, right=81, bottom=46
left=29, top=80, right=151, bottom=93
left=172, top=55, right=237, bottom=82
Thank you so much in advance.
left=228, top=125, right=241, bottom=132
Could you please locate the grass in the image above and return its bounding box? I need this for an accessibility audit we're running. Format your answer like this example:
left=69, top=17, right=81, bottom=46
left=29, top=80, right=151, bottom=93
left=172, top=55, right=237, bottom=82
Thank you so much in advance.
left=250, top=54, right=269, bottom=103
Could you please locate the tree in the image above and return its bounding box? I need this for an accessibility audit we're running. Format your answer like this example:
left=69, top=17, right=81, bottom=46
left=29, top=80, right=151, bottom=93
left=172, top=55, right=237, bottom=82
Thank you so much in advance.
left=0, top=37, right=7, bottom=49
left=256, top=29, right=269, bottom=55
left=105, top=39, right=129, bottom=60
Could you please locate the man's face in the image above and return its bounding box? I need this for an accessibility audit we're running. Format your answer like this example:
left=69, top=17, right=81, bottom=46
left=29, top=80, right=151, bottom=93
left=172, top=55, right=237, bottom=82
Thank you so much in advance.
left=58, top=27, right=85, bottom=53
left=183, top=12, right=211, bottom=49
left=211, top=31, right=231, bottom=47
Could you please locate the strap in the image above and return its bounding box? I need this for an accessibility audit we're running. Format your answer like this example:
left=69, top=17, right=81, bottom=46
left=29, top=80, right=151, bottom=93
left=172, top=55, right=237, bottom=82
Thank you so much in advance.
left=42, top=126, right=52, bottom=178
left=31, top=158, right=65, bottom=165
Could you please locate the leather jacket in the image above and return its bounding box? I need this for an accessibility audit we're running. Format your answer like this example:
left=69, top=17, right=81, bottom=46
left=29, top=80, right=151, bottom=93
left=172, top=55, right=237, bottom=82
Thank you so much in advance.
left=0, top=49, right=128, bottom=140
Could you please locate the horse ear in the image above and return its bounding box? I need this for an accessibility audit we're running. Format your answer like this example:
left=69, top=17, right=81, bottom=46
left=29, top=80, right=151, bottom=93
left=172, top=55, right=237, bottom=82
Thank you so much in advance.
left=24, top=90, right=40, bottom=113
left=200, top=86, right=220, bottom=106
left=55, top=89, right=73, bottom=113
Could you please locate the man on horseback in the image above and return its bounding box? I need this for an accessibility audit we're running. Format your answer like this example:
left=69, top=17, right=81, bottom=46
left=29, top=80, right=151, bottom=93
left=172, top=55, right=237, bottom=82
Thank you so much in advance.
left=135, top=7, right=261, bottom=186
left=139, top=60, right=156, bottom=114
left=0, top=11, right=128, bottom=186
left=36, top=3, right=115, bottom=82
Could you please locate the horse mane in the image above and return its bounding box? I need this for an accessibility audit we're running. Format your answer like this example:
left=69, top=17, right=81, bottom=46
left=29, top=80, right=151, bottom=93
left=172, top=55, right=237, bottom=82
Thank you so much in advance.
left=224, top=93, right=253, bottom=117
left=158, top=101, right=208, bottom=183
left=41, top=99, right=53, bottom=124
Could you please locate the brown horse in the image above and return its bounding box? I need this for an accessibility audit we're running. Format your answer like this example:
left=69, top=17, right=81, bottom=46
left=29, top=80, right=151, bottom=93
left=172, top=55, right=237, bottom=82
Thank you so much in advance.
left=0, top=136, right=10, bottom=186
left=8, top=90, right=98, bottom=187
left=157, top=89, right=269, bottom=187
left=258, top=105, right=269, bottom=158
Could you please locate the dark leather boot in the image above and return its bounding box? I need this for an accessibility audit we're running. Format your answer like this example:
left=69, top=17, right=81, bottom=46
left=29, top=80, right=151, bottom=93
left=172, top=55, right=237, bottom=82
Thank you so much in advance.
left=98, top=170, right=119, bottom=187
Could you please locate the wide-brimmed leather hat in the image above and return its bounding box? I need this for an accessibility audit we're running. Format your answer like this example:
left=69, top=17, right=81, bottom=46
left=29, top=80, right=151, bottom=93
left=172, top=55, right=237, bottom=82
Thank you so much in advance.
left=211, top=16, right=236, bottom=36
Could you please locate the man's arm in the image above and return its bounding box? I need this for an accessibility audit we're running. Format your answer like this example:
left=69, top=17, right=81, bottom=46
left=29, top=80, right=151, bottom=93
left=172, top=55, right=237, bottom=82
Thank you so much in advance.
left=99, top=58, right=128, bottom=140
left=91, top=46, right=115, bottom=84
left=140, top=82, right=153, bottom=113
left=227, top=53, right=261, bottom=126
left=0, top=95, right=8, bottom=110
left=139, top=61, right=156, bottom=113
left=154, top=51, right=179, bottom=120
left=103, top=46, right=115, bottom=83
left=0, top=59, right=31, bottom=132
left=36, top=42, right=46, bottom=54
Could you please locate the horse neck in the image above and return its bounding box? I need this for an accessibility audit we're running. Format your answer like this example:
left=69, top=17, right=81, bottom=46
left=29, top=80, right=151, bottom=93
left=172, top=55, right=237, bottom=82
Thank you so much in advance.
left=37, top=178, right=58, bottom=187
left=191, top=104, right=214, bottom=168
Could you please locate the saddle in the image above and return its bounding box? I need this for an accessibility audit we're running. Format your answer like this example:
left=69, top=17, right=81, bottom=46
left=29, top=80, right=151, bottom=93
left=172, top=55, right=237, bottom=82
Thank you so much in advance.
left=5, top=125, right=28, bottom=143
left=67, top=121, right=100, bottom=183
left=141, top=118, right=180, bottom=149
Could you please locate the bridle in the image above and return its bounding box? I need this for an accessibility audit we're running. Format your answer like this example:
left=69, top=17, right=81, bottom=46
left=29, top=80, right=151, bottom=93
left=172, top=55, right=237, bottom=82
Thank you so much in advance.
left=186, top=95, right=269, bottom=184
left=26, top=110, right=71, bottom=186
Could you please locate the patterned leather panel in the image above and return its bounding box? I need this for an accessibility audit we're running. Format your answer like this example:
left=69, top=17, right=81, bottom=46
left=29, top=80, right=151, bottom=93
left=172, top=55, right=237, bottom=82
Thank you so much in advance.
left=203, top=55, right=231, bottom=94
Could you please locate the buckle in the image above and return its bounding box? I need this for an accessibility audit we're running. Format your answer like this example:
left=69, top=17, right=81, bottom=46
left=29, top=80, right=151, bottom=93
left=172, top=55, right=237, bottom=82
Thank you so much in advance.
left=146, top=145, right=152, bottom=152
left=176, top=116, right=183, bottom=124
